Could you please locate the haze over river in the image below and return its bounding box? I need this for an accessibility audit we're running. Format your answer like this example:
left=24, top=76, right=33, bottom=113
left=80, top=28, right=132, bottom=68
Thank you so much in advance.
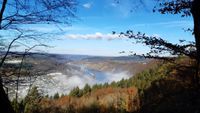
left=2, top=54, right=149, bottom=100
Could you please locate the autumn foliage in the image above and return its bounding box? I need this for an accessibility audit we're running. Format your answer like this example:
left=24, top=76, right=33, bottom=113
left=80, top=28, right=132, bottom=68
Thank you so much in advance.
left=38, top=87, right=139, bottom=113
left=11, top=57, right=200, bottom=113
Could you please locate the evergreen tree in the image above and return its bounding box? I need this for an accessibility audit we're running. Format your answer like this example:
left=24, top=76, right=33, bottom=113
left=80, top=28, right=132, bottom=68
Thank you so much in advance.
left=69, top=87, right=83, bottom=97
left=23, top=87, right=41, bottom=113
left=11, top=99, right=20, bottom=113
left=53, top=92, right=60, bottom=99
left=83, top=84, right=91, bottom=95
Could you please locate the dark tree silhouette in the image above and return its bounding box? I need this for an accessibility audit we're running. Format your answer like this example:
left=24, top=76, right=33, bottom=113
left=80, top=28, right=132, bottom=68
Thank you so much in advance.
left=191, top=0, right=200, bottom=87
left=114, top=0, right=200, bottom=86
left=0, top=0, right=77, bottom=112
left=153, top=0, right=200, bottom=86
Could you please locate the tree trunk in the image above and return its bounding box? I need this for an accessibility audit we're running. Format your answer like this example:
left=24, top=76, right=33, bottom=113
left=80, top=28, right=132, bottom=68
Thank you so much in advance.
left=191, top=0, right=200, bottom=86
left=0, top=80, right=15, bottom=113
left=0, top=34, right=22, bottom=113
left=0, top=0, right=15, bottom=112
left=0, top=0, right=7, bottom=29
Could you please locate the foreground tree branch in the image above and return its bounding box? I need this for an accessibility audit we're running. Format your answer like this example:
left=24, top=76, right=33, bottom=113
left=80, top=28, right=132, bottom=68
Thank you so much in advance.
left=0, top=1, right=77, bottom=112
left=115, top=0, right=200, bottom=86
left=154, top=0, right=200, bottom=86
left=15, top=44, right=48, bottom=102
left=117, top=31, right=196, bottom=60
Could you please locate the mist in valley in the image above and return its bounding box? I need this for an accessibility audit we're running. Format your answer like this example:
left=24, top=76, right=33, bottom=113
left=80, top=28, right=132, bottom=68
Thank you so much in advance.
left=3, top=54, right=149, bottom=100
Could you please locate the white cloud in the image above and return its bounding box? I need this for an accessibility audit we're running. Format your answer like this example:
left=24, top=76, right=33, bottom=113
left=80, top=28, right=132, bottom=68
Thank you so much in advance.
left=83, top=3, right=92, bottom=9
left=65, top=32, right=122, bottom=40
left=111, top=3, right=117, bottom=7
left=152, top=34, right=161, bottom=38
left=134, top=20, right=193, bottom=28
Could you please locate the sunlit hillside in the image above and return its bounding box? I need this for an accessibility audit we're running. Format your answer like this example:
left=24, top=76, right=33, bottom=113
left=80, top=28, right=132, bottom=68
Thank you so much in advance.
left=1, top=0, right=200, bottom=113
left=10, top=57, right=200, bottom=113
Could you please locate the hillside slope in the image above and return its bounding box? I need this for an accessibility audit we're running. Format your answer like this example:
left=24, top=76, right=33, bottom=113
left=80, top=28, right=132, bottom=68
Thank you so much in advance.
left=12, top=57, right=200, bottom=113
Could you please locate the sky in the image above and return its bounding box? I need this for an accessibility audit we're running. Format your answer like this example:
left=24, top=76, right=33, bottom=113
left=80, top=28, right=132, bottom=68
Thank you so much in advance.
left=7, top=0, right=194, bottom=56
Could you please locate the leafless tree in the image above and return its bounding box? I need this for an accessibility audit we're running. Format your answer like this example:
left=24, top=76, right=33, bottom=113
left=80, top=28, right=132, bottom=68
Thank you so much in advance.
left=0, top=0, right=77, bottom=112
left=15, top=43, right=48, bottom=102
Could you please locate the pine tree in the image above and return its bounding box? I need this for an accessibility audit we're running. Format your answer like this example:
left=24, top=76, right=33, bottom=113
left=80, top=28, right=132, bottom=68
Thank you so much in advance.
left=53, top=92, right=60, bottom=99
left=69, top=87, right=83, bottom=97
left=83, top=84, right=91, bottom=95
left=23, top=87, right=41, bottom=113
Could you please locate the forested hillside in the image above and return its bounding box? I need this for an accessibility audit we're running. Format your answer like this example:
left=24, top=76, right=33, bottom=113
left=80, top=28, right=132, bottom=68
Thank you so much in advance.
left=11, top=57, right=200, bottom=113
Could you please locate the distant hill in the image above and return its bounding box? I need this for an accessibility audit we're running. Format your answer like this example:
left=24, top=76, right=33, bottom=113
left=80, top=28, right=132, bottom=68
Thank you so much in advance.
left=81, top=55, right=146, bottom=63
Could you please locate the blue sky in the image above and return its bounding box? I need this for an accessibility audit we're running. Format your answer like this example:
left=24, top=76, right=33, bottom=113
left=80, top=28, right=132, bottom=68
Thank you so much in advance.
left=19, top=0, right=194, bottom=56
